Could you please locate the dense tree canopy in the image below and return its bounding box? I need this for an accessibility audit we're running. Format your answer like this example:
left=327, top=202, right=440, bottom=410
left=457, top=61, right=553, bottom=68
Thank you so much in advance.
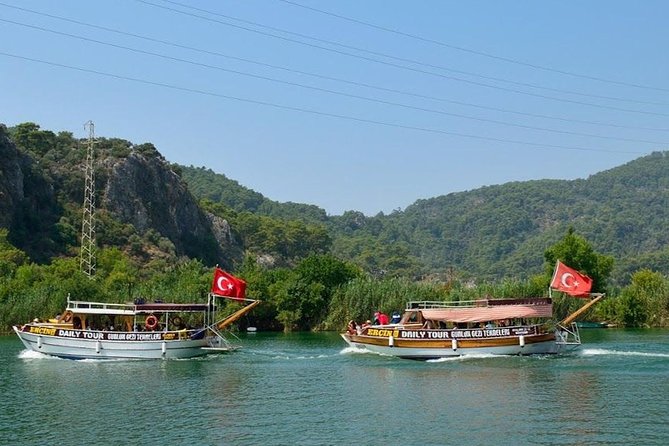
left=544, top=227, right=614, bottom=293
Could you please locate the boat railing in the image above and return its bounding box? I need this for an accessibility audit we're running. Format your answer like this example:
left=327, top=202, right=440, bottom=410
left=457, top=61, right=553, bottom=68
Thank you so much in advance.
left=555, top=322, right=581, bottom=345
left=407, top=300, right=489, bottom=309
left=67, top=298, right=136, bottom=314
left=408, top=297, right=552, bottom=310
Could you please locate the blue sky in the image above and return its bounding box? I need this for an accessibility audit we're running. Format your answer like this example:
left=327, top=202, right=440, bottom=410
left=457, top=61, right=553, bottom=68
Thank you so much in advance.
left=1, top=1, right=668, bottom=215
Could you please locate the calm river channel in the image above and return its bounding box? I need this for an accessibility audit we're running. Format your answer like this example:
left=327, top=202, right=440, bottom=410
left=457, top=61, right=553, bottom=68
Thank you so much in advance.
left=1, top=329, right=667, bottom=445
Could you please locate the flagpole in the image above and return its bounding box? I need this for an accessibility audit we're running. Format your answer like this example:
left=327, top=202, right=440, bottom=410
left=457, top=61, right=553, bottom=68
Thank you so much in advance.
left=561, top=294, right=605, bottom=326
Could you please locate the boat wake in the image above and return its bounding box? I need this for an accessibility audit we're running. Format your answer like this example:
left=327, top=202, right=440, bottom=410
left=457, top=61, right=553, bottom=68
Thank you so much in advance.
left=77, top=358, right=139, bottom=363
left=18, top=349, right=60, bottom=360
left=339, top=346, right=372, bottom=356
left=243, top=348, right=337, bottom=361
left=427, top=353, right=506, bottom=363
left=273, top=353, right=333, bottom=361
left=19, top=350, right=141, bottom=362
left=339, top=348, right=509, bottom=362
left=580, top=348, right=669, bottom=359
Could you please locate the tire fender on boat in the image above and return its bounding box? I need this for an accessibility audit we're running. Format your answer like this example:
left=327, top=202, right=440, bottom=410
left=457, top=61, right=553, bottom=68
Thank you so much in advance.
left=145, top=315, right=159, bottom=330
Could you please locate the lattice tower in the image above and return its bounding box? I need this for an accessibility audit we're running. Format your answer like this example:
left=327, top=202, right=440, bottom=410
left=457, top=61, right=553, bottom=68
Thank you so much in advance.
left=80, top=121, right=96, bottom=277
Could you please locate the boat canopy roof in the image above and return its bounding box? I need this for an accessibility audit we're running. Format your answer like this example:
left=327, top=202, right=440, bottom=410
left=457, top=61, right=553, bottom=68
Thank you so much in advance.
left=410, top=298, right=553, bottom=323
left=66, top=299, right=210, bottom=315
left=135, top=303, right=210, bottom=313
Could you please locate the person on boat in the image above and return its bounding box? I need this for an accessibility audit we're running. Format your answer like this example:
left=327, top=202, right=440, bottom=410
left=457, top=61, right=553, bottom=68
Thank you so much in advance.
left=172, top=317, right=186, bottom=330
left=390, top=312, right=401, bottom=323
left=361, top=320, right=372, bottom=330
left=374, top=311, right=389, bottom=325
left=347, top=320, right=357, bottom=335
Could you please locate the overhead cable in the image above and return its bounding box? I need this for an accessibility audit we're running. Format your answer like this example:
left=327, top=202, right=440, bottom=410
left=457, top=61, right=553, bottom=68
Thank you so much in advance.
left=276, top=0, right=669, bottom=93
left=1, top=1, right=666, bottom=133
left=3, top=17, right=666, bottom=145
left=0, top=51, right=648, bottom=155
left=134, top=0, right=667, bottom=110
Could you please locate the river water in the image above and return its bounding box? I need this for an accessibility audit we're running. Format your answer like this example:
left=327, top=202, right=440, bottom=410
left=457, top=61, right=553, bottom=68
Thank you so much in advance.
left=1, top=329, right=667, bottom=446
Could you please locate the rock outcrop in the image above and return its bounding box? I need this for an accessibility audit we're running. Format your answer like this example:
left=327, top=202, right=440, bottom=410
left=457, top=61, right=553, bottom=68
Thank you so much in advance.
left=1, top=124, right=241, bottom=267
left=103, top=150, right=240, bottom=267
left=0, top=125, right=60, bottom=262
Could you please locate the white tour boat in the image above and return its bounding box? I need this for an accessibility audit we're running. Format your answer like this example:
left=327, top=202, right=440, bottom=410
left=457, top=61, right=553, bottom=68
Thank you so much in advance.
left=14, top=268, right=259, bottom=360
left=342, top=261, right=603, bottom=359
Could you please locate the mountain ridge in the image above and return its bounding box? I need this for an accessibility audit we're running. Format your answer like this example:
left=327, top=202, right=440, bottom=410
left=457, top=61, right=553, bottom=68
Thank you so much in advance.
left=2, top=122, right=669, bottom=285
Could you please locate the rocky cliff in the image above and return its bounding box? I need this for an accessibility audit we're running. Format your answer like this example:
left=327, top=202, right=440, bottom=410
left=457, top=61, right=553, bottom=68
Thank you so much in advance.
left=0, top=124, right=242, bottom=267
left=102, top=148, right=241, bottom=266
left=0, top=125, right=60, bottom=262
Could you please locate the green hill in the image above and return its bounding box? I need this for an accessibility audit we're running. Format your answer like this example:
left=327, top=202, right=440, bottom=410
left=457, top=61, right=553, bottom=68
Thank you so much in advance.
left=3, top=122, right=669, bottom=286
left=182, top=153, right=669, bottom=285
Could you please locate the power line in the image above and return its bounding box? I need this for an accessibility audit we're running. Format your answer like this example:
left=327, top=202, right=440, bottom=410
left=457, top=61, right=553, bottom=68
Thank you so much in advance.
left=276, top=0, right=669, bottom=94
left=3, top=17, right=666, bottom=146
left=0, top=51, right=648, bottom=155
left=2, top=1, right=666, bottom=133
left=134, top=0, right=667, bottom=112
left=149, top=0, right=667, bottom=106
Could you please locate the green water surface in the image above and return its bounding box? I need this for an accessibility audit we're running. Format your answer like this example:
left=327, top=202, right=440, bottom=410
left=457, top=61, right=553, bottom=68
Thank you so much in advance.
left=0, top=329, right=667, bottom=445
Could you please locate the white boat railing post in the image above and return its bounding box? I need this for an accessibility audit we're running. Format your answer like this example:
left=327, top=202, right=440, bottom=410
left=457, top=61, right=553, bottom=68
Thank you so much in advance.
left=555, top=322, right=581, bottom=346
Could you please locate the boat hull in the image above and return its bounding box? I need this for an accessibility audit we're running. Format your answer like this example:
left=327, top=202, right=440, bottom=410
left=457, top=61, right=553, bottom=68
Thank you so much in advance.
left=13, top=326, right=216, bottom=360
left=341, top=332, right=575, bottom=359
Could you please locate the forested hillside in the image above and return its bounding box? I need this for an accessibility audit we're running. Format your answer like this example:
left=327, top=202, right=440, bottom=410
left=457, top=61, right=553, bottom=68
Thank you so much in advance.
left=5, top=122, right=669, bottom=285
left=0, top=123, right=334, bottom=271
left=183, top=153, right=669, bottom=285
left=181, top=166, right=328, bottom=223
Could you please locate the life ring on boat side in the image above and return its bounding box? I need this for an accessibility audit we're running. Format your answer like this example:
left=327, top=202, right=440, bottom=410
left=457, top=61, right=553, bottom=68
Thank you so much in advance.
left=145, top=315, right=159, bottom=330
left=171, top=316, right=183, bottom=327
left=62, top=312, right=72, bottom=323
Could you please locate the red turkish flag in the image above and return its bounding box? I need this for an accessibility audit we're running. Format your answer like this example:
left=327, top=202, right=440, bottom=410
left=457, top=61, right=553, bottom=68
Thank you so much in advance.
left=211, top=267, right=247, bottom=299
left=550, top=261, right=592, bottom=298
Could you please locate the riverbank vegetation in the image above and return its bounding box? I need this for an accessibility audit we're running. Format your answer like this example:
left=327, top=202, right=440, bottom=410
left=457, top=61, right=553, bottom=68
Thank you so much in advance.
left=1, top=228, right=667, bottom=332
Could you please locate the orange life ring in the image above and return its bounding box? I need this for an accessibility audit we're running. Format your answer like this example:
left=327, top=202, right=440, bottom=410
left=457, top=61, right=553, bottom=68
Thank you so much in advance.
left=145, top=315, right=159, bottom=330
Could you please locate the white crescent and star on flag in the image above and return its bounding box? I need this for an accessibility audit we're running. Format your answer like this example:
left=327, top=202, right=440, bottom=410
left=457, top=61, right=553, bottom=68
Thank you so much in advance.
left=217, top=276, right=235, bottom=293
left=560, top=272, right=579, bottom=288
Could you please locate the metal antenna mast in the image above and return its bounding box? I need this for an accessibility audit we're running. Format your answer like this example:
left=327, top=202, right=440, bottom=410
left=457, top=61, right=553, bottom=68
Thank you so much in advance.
left=80, top=120, right=96, bottom=277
